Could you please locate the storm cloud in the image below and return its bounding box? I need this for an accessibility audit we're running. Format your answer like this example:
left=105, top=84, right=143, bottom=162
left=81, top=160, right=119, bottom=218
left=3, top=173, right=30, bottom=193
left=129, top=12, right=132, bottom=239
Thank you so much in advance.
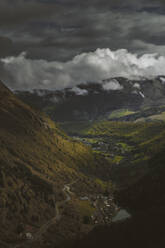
left=0, top=0, right=165, bottom=89
left=0, top=0, right=165, bottom=60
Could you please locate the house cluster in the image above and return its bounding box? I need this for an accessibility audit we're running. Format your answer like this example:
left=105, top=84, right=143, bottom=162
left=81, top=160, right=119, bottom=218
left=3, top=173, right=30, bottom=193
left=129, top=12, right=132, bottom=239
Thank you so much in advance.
left=93, top=195, right=117, bottom=225
left=79, top=194, right=117, bottom=225
left=92, top=141, right=109, bottom=152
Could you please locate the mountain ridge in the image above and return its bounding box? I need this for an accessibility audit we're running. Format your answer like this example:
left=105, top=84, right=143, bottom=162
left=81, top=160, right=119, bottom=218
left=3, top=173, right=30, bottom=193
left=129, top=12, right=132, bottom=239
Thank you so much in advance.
left=15, top=76, right=165, bottom=122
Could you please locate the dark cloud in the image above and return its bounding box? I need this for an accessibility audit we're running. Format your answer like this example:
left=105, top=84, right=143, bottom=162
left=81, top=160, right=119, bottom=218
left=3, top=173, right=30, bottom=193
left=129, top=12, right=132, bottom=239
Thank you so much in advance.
left=0, top=37, right=13, bottom=57
left=0, top=0, right=165, bottom=61
left=1, top=0, right=165, bottom=89
left=0, top=0, right=63, bottom=27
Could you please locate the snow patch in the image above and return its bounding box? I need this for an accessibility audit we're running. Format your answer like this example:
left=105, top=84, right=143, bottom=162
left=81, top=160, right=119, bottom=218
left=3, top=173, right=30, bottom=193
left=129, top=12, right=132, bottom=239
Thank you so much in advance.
left=159, top=77, right=165, bottom=84
left=139, top=91, right=145, bottom=98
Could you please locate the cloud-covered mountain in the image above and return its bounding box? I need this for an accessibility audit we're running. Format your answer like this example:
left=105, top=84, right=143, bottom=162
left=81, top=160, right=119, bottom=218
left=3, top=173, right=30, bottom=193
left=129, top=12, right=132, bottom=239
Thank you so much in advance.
left=15, top=76, right=165, bottom=122
left=2, top=49, right=165, bottom=90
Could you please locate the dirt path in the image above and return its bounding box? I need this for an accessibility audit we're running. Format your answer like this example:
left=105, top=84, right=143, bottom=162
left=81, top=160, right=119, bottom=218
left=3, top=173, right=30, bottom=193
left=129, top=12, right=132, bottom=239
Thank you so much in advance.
left=11, top=181, right=77, bottom=248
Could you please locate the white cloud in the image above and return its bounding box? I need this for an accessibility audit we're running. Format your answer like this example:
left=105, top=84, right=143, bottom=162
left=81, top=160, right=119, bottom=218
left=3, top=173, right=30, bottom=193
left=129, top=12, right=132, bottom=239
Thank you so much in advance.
left=103, top=79, right=123, bottom=91
left=133, top=83, right=141, bottom=89
left=70, top=87, right=88, bottom=95
left=1, top=48, right=165, bottom=90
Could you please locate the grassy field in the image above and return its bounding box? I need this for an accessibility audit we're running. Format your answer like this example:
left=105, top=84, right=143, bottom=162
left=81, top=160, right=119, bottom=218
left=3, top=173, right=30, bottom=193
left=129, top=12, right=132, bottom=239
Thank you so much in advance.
left=109, top=109, right=135, bottom=119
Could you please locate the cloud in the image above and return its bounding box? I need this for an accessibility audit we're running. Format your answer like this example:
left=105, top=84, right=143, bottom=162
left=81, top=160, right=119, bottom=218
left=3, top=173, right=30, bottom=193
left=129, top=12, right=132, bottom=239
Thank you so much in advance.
left=70, top=87, right=88, bottom=96
left=102, top=79, right=123, bottom=91
left=1, top=48, right=165, bottom=90
left=0, top=36, right=13, bottom=57
left=0, top=0, right=62, bottom=28
left=1, top=0, right=165, bottom=62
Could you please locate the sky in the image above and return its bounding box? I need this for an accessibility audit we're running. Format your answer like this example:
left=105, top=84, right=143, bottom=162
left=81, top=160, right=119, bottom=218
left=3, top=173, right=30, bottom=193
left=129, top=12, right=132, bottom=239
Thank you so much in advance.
left=1, top=0, right=165, bottom=89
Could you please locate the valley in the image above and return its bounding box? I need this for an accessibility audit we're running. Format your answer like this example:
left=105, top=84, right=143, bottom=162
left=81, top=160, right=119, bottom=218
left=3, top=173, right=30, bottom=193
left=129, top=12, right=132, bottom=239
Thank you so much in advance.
left=1, top=0, right=165, bottom=247
left=0, top=81, right=116, bottom=248
left=1, top=77, right=165, bottom=247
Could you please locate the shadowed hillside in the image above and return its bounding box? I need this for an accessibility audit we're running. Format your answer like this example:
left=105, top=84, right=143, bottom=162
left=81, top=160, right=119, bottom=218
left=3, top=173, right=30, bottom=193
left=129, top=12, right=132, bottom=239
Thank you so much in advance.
left=0, top=81, right=113, bottom=246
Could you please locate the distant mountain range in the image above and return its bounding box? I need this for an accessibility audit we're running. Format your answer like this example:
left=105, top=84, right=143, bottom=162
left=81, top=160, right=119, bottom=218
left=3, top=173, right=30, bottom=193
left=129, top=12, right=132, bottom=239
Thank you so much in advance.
left=15, top=76, right=165, bottom=122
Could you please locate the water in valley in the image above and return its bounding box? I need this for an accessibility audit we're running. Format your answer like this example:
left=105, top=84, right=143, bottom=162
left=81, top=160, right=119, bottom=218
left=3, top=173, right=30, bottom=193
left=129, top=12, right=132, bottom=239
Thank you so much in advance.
left=112, top=209, right=131, bottom=222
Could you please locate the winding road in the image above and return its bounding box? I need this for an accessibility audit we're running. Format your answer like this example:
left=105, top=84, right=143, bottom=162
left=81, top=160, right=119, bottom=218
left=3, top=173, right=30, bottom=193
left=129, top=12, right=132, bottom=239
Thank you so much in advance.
left=11, top=181, right=77, bottom=248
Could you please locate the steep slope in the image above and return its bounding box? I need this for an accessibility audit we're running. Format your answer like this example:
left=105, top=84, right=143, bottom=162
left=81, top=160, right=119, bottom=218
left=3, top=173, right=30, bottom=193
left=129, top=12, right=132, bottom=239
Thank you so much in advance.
left=0, top=81, right=113, bottom=245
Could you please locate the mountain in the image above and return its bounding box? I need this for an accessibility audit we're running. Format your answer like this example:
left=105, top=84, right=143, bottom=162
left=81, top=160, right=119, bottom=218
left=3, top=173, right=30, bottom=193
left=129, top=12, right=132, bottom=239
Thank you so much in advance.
left=3, top=77, right=165, bottom=247
left=0, top=80, right=114, bottom=247
left=15, top=76, right=165, bottom=122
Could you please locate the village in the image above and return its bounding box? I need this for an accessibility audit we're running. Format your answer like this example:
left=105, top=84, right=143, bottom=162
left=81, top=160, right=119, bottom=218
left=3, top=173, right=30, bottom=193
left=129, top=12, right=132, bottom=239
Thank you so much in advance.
left=12, top=135, right=126, bottom=244
left=73, top=135, right=128, bottom=154
left=15, top=188, right=118, bottom=243
left=73, top=135, right=131, bottom=165
left=79, top=194, right=118, bottom=225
